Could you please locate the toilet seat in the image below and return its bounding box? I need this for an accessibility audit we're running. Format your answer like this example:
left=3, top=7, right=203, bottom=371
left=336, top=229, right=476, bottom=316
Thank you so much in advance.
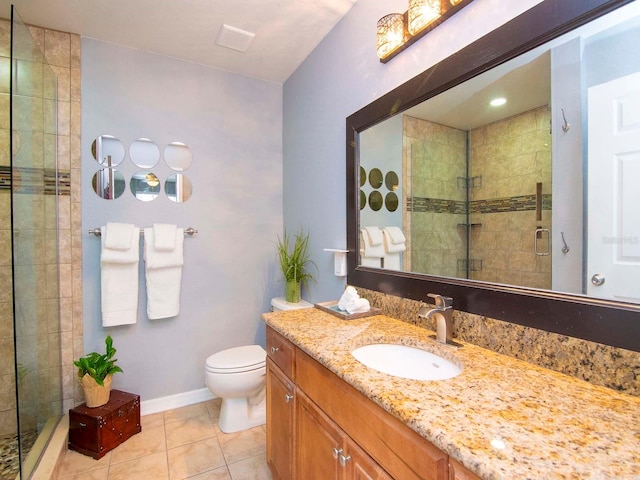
left=205, top=345, right=266, bottom=374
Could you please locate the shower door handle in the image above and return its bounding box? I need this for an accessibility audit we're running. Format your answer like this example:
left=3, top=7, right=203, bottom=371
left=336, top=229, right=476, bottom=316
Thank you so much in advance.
left=534, top=228, right=551, bottom=256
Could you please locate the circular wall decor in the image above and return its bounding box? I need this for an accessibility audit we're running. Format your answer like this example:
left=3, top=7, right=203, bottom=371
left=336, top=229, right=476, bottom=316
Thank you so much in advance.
left=369, top=191, right=383, bottom=211
left=91, top=135, right=125, bottom=167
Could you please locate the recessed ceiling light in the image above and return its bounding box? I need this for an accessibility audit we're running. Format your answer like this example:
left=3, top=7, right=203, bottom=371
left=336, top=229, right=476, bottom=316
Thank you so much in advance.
left=216, top=24, right=255, bottom=53
left=490, top=97, right=507, bottom=107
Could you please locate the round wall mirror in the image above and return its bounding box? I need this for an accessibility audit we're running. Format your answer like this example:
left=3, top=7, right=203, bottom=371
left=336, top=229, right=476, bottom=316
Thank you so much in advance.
left=92, top=168, right=125, bottom=200
left=92, top=135, right=125, bottom=167
left=385, top=192, right=399, bottom=212
left=368, top=168, right=383, bottom=188
left=130, top=138, right=160, bottom=168
left=359, top=166, right=366, bottom=187
left=360, top=190, right=366, bottom=210
left=164, top=142, right=193, bottom=172
left=130, top=171, right=161, bottom=201
left=165, top=173, right=193, bottom=203
left=369, top=191, right=383, bottom=211
left=385, top=171, right=399, bottom=191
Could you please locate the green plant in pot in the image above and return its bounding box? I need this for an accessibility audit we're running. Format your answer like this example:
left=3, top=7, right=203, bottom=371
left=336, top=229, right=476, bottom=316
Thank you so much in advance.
left=277, top=228, right=316, bottom=303
left=74, top=335, right=123, bottom=408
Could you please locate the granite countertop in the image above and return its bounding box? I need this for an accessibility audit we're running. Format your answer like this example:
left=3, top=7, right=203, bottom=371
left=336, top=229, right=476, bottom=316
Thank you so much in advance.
left=262, top=308, right=640, bottom=480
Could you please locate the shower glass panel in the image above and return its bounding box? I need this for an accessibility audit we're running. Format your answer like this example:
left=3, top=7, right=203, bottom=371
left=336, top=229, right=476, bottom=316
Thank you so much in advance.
left=3, top=6, right=62, bottom=479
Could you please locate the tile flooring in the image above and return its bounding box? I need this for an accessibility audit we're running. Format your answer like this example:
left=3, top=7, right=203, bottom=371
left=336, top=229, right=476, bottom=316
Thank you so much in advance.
left=54, top=399, right=272, bottom=480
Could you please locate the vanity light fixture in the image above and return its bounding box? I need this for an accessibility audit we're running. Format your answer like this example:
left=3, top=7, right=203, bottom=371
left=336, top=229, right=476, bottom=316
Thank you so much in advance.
left=377, top=0, right=474, bottom=63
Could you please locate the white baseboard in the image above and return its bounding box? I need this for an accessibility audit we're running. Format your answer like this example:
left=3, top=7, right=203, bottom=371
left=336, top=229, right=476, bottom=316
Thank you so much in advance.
left=140, top=388, right=216, bottom=416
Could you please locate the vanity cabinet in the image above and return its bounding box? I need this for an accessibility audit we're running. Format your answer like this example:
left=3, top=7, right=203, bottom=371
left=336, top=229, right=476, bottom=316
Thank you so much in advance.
left=448, top=458, right=481, bottom=480
left=266, top=325, right=452, bottom=480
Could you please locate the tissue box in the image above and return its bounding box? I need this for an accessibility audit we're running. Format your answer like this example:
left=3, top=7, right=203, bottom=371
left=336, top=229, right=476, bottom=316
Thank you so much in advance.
left=314, top=301, right=382, bottom=320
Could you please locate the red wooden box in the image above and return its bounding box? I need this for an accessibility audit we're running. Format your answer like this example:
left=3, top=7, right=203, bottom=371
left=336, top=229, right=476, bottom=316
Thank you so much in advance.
left=68, top=390, right=142, bottom=459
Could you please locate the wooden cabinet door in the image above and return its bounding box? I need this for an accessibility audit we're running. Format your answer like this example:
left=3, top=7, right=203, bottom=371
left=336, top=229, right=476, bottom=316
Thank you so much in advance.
left=448, top=458, right=481, bottom=480
left=296, top=390, right=346, bottom=480
left=266, top=359, right=296, bottom=480
left=346, top=438, right=393, bottom=480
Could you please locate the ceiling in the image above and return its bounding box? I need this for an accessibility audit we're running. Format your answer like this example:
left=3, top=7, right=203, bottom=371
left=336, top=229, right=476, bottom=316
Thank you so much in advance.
left=4, top=0, right=358, bottom=84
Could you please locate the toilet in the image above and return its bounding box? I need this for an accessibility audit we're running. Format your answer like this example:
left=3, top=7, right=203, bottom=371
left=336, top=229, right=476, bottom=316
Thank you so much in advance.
left=204, top=297, right=312, bottom=433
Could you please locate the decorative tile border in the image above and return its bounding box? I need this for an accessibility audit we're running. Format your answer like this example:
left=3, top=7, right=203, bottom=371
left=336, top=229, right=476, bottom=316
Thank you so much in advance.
left=0, top=166, right=71, bottom=195
left=407, top=194, right=552, bottom=214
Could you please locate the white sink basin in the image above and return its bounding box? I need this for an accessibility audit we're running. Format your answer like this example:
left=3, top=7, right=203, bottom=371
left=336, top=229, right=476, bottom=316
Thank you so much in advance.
left=351, top=344, right=462, bottom=381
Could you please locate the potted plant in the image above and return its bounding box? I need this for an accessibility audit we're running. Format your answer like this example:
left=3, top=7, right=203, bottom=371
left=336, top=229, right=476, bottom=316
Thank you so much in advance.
left=73, top=335, right=123, bottom=407
left=277, top=228, right=316, bottom=303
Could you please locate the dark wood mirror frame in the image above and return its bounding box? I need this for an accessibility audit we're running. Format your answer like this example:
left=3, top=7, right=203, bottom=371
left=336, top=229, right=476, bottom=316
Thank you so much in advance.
left=346, top=0, right=640, bottom=353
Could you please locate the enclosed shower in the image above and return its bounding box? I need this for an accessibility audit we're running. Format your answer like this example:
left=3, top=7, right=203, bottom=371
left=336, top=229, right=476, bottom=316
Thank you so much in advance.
left=1, top=6, right=63, bottom=479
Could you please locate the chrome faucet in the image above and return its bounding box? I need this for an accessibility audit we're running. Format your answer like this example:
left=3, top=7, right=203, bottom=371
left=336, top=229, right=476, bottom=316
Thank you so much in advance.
left=418, top=294, right=454, bottom=345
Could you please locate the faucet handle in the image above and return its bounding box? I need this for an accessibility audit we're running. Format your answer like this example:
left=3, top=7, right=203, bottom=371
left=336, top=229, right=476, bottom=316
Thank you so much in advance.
left=427, top=293, right=453, bottom=308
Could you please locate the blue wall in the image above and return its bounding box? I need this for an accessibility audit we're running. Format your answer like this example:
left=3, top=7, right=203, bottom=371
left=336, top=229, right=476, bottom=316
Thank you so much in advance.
left=81, top=39, right=283, bottom=400
left=282, top=0, right=542, bottom=303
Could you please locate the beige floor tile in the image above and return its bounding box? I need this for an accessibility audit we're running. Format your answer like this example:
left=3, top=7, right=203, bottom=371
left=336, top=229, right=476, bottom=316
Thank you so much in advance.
left=186, top=466, right=232, bottom=480
left=55, top=449, right=111, bottom=478
left=206, top=398, right=222, bottom=422
left=165, top=413, right=217, bottom=449
left=107, top=451, right=169, bottom=480
left=110, top=424, right=166, bottom=465
left=227, top=453, right=272, bottom=480
left=216, top=426, right=266, bottom=465
left=58, top=466, right=109, bottom=480
left=167, top=436, right=226, bottom=479
left=142, top=411, right=165, bottom=428
left=164, top=402, right=210, bottom=424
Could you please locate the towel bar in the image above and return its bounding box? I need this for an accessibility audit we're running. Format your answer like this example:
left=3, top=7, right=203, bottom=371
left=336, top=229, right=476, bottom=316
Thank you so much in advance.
left=89, top=227, right=198, bottom=237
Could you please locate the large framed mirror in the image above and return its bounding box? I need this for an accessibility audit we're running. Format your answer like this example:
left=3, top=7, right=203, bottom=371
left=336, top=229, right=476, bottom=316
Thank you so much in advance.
left=347, top=0, right=640, bottom=352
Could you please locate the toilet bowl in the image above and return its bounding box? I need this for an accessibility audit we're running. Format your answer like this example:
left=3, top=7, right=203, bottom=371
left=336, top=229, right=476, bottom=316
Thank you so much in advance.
left=205, top=345, right=267, bottom=433
left=205, top=297, right=312, bottom=434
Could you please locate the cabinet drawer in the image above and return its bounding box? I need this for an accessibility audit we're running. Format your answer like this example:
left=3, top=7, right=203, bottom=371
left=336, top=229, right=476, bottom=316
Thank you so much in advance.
left=266, top=327, right=295, bottom=379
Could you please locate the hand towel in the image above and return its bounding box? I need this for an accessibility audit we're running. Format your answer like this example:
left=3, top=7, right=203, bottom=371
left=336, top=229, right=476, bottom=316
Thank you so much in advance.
left=360, top=228, right=385, bottom=268
left=337, top=286, right=370, bottom=314
left=144, top=227, right=184, bottom=319
left=383, top=226, right=406, bottom=245
left=104, top=222, right=136, bottom=250
left=153, top=223, right=177, bottom=251
left=382, top=228, right=407, bottom=254
left=363, top=226, right=384, bottom=246
left=100, top=224, right=139, bottom=327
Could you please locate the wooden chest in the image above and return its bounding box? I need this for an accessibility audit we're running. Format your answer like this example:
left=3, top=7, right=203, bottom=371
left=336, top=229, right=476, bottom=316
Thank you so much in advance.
left=68, top=390, right=142, bottom=459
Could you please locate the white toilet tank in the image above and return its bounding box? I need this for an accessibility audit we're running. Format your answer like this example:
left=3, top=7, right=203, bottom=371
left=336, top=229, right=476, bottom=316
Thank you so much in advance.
left=271, top=297, right=313, bottom=312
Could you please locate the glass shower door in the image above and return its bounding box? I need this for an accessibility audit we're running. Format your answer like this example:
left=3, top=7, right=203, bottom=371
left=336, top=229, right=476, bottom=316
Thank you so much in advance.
left=10, top=6, right=62, bottom=478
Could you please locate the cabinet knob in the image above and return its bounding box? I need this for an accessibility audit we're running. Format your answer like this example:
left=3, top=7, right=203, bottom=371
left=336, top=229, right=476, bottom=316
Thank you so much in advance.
left=339, top=454, right=351, bottom=467
left=332, top=447, right=343, bottom=459
left=285, top=393, right=294, bottom=403
left=270, top=346, right=279, bottom=354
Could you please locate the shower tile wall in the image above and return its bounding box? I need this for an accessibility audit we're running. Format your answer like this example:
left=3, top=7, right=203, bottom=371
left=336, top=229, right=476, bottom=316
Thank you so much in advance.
left=468, top=106, right=552, bottom=288
left=0, top=20, right=82, bottom=435
left=403, top=115, right=467, bottom=276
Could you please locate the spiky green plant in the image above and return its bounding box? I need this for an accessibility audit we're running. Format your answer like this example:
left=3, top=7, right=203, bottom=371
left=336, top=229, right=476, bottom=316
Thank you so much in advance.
left=73, top=335, right=123, bottom=386
left=276, top=228, right=316, bottom=287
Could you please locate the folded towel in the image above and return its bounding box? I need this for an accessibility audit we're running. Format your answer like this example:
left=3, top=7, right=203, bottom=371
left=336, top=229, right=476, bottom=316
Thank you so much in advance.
left=337, top=286, right=370, bottom=314
left=383, top=226, right=406, bottom=245
left=104, top=222, right=136, bottom=250
left=153, top=223, right=177, bottom=251
left=100, top=224, right=139, bottom=327
left=362, top=226, right=384, bottom=246
left=144, top=227, right=184, bottom=319
left=382, top=228, right=407, bottom=254
left=360, top=229, right=385, bottom=259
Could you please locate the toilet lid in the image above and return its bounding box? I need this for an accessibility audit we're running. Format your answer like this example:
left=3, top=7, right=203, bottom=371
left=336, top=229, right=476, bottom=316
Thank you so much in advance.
left=205, top=345, right=266, bottom=372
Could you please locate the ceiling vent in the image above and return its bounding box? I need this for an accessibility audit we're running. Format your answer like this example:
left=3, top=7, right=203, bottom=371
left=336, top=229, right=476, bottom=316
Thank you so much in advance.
left=215, top=24, right=256, bottom=52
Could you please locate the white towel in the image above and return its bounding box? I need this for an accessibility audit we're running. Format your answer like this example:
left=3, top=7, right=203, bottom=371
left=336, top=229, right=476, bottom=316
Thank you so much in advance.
left=104, top=222, right=136, bottom=250
left=383, top=226, right=406, bottom=245
left=100, top=224, right=139, bottom=327
left=362, top=226, right=384, bottom=246
left=144, top=227, right=184, bottom=319
left=382, top=228, right=407, bottom=254
left=360, top=228, right=385, bottom=268
left=337, top=286, right=370, bottom=314
left=153, top=223, right=177, bottom=251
